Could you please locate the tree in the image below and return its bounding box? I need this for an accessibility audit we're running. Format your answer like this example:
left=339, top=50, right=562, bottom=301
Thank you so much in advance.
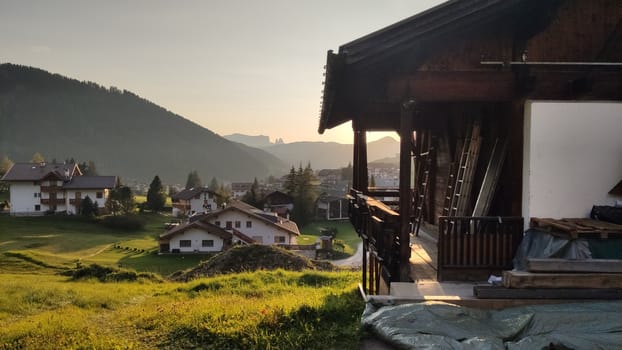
left=0, top=155, right=13, bottom=176
left=79, top=160, right=98, bottom=176
left=215, top=183, right=231, bottom=208
left=31, top=152, right=45, bottom=163
left=209, top=177, right=219, bottom=191
left=0, top=155, right=13, bottom=193
left=242, top=177, right=262, bottom=208
left=284, top=163, right=319, bottom=226
left=146, top=175, right=166, bottom=212
left=106, top=185, right=135, bottom=215
left=369, top=174, right=376, bottom=187
left=185, top=170, right=202, bottom=189
left=80, top=196, right=98, bottom=217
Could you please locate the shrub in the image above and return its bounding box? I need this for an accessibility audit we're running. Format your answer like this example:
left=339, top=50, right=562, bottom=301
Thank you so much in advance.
left=99, top=214, right=146, bottom=231
left=69, top=263, right=162, bottom=282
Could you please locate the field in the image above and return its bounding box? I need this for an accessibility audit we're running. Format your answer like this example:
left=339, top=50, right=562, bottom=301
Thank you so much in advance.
left=0, top=270, right=363, bottom=349
left=0, top=214, right=367, bottom=349
left=298, top=220, right=360, bottom=255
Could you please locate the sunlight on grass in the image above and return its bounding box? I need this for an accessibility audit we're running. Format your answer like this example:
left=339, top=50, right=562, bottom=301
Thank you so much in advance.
left=0, top=271, right=364, bottom=349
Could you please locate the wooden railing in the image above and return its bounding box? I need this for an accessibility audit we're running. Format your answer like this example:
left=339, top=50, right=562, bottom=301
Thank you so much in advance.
left=349, top=189, right=401, bottom=295
left=40, top=198, right=65, bottom=205
left=437, top=216, right=524, bottom=281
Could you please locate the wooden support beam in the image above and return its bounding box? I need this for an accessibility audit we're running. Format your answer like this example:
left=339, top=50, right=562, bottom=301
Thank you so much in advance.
left=503, top=270, right=622, bottom=289
left=527, top=258, right=622, bottom=273
left=388, top=71, right=516, bottom=102
left=398, top=100, right=415, bottom=282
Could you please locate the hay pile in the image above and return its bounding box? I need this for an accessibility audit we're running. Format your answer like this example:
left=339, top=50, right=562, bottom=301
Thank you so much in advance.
left=171, top=244, right=335, bottom=281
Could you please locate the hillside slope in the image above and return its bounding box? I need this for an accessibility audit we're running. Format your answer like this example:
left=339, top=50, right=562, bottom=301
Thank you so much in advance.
left=0, top=64, right=286, bottom=184
left=262, top=136, right=399, bottom=169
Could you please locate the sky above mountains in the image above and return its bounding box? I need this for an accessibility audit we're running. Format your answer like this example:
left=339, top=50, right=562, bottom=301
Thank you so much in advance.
left=1, top=0, right=443, bottom=144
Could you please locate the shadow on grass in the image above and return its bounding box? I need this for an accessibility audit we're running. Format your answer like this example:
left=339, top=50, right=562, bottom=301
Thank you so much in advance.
left=118, top=251, right=214, bottom=277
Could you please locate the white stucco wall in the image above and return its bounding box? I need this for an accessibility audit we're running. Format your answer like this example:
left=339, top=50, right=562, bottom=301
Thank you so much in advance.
left=189, top=193, right=218, bottom=215
left=9, top=182, right=41, bottom=214
left=207, top=210, right=296, bottom=244
left=65, top=189, right=108, bottom=214
left=168, top=228, right=225, bottom=253
left=523, top=101, right=622, bottom=225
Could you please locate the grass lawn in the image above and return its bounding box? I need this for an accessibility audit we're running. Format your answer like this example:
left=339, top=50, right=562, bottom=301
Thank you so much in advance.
left=300, top=220, right=360, bottom=256
left=0, top=270, right=364, bottom=349
left=0, top=213, right=201, bottom=275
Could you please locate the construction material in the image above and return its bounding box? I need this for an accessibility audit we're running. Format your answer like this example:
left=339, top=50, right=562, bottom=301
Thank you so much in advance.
left=447, top=119, right=482, bottom=217
left=472, top=138, right=507, bottom=216
left=530, top=217, right=622, bottom=239
left=503, top=270, right=622, bottom=289
left=527, top=258, right=622, bottom=273
left=474, top=285, right=622, bottom=299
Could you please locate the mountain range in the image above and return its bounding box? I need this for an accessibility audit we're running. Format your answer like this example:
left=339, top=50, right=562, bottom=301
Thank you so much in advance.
left=0, top=63, right=398, bottom=184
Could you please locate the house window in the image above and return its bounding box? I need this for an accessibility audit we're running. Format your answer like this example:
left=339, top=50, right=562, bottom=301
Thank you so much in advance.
left=34, top=193, right=40, bottom=198
left=226, top=221, right=232, bottom=230
left=246, top=221, right=252, bottom=228
left=179, top=240, right=191, bottom=248
left=274, top=236, right=286, bottom=244
left=96, top=192, right=103, bottom=199
left=235, top=221, right=241, bottom=228
left=35, top=205, right=41, bottom=211
left=202, top=240, right=214, bottom=247
left=214, top=221, right=221, bottom=227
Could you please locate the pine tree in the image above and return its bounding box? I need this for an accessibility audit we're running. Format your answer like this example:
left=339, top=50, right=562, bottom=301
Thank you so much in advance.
left=242, top=177, right=262, bottom=208
left=209, top=177, right=219, bottom=191
left=185, top=170, right=202, bottom=189
left=146, top=175, right=166, bottom=212
left=80, top=196, right=98, bottom=217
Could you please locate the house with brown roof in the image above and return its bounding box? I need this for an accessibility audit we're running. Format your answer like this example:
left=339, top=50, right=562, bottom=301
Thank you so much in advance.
left=170, top=187, right=219, bottom=217
left=160, top=199, right=300, bottom=252
left=1, top=162, right=117, bottom=215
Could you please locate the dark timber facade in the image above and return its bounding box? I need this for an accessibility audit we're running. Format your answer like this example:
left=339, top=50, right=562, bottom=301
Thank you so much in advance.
left=319, top=0, right=622, bottom=294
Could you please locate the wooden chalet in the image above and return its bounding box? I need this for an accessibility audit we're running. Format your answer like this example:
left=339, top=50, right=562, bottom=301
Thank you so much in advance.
left=319, top=0, right=622, bottom=294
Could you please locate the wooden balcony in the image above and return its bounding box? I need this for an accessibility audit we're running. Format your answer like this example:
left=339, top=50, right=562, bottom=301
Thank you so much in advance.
left=349, top=189, right=524, bottom=295
left=40, top=198, right=66, bottom=205
left=40, top=186, right=60, bottom=193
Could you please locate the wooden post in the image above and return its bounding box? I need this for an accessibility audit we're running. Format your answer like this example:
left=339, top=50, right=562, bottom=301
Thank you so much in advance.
left=352, top=122, right=368, bottom=193
left=399, top=100, right=416, bottom=282
left=362, top=239, right=368, bottom=293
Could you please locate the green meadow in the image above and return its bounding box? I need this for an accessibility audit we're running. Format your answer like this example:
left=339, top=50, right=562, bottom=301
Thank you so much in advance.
left=0, top=214, right=366, bottom=349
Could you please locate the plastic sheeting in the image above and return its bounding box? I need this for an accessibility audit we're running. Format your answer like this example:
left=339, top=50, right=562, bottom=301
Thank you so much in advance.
left=512, top=229, right=591, bottom=271
left=362, top=300, right=622, bottom=349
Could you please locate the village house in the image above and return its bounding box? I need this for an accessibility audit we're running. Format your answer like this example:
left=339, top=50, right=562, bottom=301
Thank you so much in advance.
left=159, top=199, right=299, bottom=253
left=1, top=162, right=117, bottom=215
left=262, top=190, right=294, bottom=218
left=231, top=182, right=252, bottom=199
left=319, top=0, right=622, bottom=294
left=315, top=193, right=348, bottom=221
left=170, top=186, right=219, bottom=217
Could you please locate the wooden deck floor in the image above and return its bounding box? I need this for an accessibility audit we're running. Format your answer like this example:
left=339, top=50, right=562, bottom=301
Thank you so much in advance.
left=409, top=225, right=439, bottom=282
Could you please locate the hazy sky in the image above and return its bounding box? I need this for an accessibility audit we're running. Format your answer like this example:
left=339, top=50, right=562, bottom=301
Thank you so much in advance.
left=1, top=0, right=444, bottom=144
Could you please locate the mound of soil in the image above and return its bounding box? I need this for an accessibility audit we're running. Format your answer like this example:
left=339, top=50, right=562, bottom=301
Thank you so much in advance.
left=171, top=244, right=335, bottom=281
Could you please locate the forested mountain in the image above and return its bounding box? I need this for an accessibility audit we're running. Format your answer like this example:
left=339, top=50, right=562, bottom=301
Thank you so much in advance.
left=0, top=63, right=287, bottom=184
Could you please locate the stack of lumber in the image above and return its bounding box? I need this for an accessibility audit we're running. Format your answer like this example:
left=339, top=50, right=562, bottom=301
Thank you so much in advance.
left=474, top=257, right=622, bottom=299
left=530, top=217, right=622, bottom=239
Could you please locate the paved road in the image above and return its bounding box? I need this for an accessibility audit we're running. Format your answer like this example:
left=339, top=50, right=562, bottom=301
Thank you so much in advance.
left=333, top=241, right=363, bottom=267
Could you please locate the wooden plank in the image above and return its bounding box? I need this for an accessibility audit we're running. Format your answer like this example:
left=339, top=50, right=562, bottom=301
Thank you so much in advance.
left=474, top=285, right=622, bottom=300
left=503, top=270, right=622, bottom=289
left=472, top=138, right=508, bottom=216
left=527, top=258, right=622, bottom=273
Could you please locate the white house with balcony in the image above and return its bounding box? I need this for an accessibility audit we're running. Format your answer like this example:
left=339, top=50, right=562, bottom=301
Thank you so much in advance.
left=159, top=199, right=300, bottom=253
left=1, top=162, right=117, bottom=215
left=171, top=187, right=219, bottom=217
